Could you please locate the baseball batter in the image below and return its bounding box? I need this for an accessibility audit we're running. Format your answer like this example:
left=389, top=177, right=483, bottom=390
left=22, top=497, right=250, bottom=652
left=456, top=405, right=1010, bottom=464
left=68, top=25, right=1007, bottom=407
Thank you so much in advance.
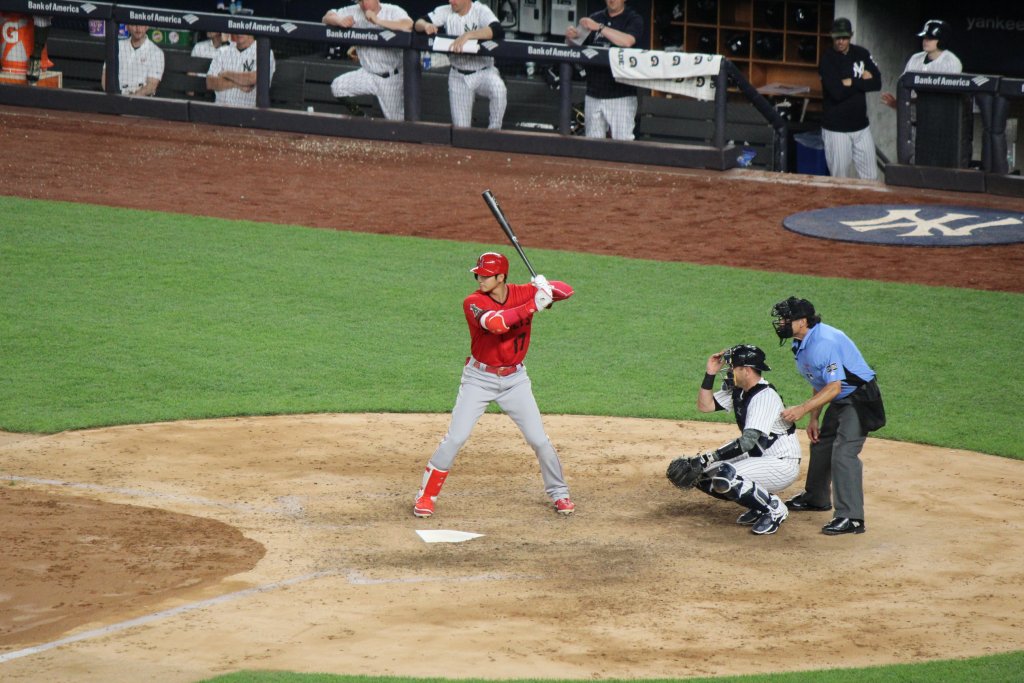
left=323, top=0, right=413, bottom=121
left=415, top=0, right=507, bottom=129
left=101, top=24, right=164, bottom=97
left=206, top=33, right=276, bottom=108
left=414, top=252, right=575, bottom=517
left=565, top=0, right=644, bottom=140
left=667, top=345, right=799, bottom=535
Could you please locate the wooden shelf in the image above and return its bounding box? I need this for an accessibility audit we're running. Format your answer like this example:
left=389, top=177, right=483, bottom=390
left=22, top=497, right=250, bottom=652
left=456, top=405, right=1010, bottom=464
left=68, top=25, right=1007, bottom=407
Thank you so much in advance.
left=651, top=0, right=834, bottom=96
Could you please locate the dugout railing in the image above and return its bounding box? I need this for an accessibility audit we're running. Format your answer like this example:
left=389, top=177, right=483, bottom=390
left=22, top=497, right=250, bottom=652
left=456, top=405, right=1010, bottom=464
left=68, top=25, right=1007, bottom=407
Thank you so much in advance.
left=0, top=0, right=788, bottom=172
left=886, top=71, right=1023, bottom=198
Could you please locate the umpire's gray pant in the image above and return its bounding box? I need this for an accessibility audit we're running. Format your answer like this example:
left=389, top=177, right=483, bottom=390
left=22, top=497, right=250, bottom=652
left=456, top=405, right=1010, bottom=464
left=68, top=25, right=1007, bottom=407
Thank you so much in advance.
left=803, top=397, right=866, bottom=520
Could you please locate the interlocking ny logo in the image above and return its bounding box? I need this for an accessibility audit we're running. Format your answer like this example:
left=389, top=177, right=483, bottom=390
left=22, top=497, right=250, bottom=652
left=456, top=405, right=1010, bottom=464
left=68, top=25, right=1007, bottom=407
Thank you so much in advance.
left=841, top=209, right=1022, bottom=237
left=783, top=204, right=1024, bottom=246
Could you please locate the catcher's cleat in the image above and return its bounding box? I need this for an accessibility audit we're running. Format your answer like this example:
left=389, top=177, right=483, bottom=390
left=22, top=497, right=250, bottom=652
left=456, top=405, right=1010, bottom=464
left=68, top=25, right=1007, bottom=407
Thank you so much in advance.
left=751, top=497, right=788, bottom=535
left=736, top=508, right=761, bottom=525
left=822, top=517, right=865, bottom=535
left=554, top=497, right=575, bottom=515
left=26, top=57, right=42, bottom=84
left=785, top=492, right=832, bottom=512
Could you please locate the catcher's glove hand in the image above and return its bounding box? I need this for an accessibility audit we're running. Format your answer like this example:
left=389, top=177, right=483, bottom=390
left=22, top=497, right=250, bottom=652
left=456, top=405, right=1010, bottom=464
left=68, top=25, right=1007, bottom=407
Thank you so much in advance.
left=665, top=452, right=717, bottom=489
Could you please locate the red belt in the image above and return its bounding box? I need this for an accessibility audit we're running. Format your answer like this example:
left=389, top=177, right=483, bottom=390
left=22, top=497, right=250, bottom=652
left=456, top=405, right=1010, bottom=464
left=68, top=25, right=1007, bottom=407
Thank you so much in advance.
left=467, top=358, right=522, bottom=377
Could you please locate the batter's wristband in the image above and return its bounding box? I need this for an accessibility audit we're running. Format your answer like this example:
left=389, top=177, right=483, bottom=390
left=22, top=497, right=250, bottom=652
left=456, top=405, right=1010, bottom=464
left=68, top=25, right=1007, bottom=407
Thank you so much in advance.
left=701, top=373, right=717, bottom=390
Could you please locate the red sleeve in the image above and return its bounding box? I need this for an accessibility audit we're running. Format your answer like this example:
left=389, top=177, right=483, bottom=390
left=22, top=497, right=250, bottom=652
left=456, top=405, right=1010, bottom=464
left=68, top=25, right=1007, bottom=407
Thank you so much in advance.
left=478, top=300, right=537, bottom=334
left=548, top=280, right=573, bottom=302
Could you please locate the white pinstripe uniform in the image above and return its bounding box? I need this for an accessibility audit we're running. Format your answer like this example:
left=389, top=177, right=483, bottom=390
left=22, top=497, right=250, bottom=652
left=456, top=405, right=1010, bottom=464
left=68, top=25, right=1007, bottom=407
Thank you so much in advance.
left=327, top=4, right=410, bottom=120
left=711, top=380, right=800, bottom=493
left=426, top=2, right=507, bottom=129
left=104, top=36, right=164, bottom=96
left=208, top=40, right=276, bottom=108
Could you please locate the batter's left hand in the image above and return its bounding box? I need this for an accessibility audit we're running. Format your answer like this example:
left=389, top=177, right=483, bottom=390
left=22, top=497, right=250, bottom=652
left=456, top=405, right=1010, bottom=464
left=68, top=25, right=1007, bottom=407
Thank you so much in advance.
left=531, top=274, right=551, bottom=291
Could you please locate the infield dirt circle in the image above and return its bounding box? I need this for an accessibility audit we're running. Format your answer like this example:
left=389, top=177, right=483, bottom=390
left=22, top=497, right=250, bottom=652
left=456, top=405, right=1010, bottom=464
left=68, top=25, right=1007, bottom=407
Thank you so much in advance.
left=1, top=107, right=1023, bottom=682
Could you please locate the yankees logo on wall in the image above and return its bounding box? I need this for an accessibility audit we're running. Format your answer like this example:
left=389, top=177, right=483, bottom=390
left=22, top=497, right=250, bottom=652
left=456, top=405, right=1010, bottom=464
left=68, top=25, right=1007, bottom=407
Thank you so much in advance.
left=783, top=205, right=1024, bottom=246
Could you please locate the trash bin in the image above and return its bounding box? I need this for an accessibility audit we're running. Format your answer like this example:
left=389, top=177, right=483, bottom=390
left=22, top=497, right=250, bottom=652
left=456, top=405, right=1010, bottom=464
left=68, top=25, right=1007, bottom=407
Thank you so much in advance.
left=794, top=130, right=829, bottom=176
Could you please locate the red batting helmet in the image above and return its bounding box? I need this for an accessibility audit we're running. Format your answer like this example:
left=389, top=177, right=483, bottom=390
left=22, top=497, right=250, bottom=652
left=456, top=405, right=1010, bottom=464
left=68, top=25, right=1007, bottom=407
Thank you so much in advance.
left=470, top=252, right=509, bottom=277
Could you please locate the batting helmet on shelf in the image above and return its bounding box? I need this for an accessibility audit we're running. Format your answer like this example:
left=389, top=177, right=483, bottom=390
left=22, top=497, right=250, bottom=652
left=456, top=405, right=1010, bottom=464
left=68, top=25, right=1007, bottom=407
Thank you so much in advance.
left=470, top=252, right=509, bottom=277
left=697, top=29, right=717, bottom=54
left=792, top=5, right=818, bottom=31
left=762, top=1, right=784, bottom=29
left=797, top=37, right=817, bottom=62
left=754, top=32, right=782, bottom=60
left=918, top=19, right=951, bottom=49
left=727, top=33, right=749, bottom=57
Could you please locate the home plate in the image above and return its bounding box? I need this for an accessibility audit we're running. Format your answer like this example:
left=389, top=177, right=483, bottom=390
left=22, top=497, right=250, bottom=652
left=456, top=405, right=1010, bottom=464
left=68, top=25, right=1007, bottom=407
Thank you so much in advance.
left=416, top=530, right=485, bottom=543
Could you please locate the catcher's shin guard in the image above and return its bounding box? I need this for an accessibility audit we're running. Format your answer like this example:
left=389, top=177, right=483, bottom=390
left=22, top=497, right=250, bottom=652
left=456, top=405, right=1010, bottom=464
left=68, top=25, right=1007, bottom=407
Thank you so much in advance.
left=413, top=465, right=448, bottom=518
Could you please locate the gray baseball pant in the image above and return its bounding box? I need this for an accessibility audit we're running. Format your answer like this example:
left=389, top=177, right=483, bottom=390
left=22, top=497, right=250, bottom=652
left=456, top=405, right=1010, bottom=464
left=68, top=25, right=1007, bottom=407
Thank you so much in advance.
left=428, top=364, right=569, bottom=500
left=802, top=398, right=866, bottom=519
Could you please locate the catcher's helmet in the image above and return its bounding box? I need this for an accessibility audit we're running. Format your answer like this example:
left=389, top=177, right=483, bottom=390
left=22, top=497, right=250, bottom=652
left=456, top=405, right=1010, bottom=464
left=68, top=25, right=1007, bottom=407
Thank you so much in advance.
left=918, top=19, right=951, bottom=49
left=470, top=252, right=509, bottom=277
left=724, top=344, right=771, bottom=373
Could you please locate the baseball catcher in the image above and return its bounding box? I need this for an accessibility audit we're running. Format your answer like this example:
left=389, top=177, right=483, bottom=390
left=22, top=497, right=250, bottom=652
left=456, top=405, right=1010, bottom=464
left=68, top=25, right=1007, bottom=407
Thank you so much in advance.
left=666, top=345, right=801, bottom=535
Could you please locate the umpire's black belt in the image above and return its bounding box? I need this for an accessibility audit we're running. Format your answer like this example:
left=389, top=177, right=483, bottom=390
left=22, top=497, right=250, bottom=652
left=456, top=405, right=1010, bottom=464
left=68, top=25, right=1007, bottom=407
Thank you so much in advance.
left=373, top=67, right=401, bottom=78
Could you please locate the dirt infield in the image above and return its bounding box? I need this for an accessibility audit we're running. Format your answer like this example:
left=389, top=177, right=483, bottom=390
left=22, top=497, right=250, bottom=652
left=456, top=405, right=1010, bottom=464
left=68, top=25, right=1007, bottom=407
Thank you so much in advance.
left=1, top=106, right=1023, bottom=682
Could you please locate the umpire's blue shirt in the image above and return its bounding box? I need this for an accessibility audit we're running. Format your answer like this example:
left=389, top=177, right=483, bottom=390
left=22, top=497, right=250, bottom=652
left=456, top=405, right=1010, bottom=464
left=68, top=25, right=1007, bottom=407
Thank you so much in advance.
left=791, top=323, right=875, bottom=400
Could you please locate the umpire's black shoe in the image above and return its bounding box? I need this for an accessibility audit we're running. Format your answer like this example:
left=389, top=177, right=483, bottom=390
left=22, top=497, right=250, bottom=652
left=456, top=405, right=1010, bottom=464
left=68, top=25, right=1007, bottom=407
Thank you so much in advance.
left=822, top=517, right=866, bottom=535
left=785, top=492, right=832, bottom=512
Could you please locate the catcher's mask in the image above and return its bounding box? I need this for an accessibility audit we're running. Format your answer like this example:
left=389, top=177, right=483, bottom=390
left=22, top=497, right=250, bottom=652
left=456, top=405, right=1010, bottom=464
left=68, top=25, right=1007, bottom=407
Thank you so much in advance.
left=770, top=296, right=818, bottom=344
left=470, top=252, right=509, bottom=277
left=724, top=344, right=771, bottom=373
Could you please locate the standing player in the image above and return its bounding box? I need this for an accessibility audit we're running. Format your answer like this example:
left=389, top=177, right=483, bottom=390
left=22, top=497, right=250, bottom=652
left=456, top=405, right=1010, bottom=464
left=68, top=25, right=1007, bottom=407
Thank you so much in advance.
left=323, top=0, right=413, bottom=121
left=206, top=32, right=276, bottom=108
left=818, top=17, right=882, bottom=179
left=101, top=24, right=164, bottom=97
left=564, top=0, right=643, bottom=140
left=414, top=0, right=507, bottom=130
left=881, top=19, right=962, bottom=108
left=771, top=297, right=882, bottom=536
left=666, top=345, right=799, bottom=535
left=25, top=15, right=52, bottom=84
left=414, top=252, right=575, bottom=517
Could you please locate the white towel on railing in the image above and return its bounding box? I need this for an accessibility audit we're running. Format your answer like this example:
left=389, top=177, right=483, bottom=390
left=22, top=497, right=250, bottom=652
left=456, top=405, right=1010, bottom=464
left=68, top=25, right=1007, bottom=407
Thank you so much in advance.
left=608, top=49, right=723, bottom=101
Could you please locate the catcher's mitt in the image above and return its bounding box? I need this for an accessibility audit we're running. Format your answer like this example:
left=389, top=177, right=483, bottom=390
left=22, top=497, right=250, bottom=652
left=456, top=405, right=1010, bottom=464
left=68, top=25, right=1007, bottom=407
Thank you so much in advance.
left=666, top=452, right=716, bottom=489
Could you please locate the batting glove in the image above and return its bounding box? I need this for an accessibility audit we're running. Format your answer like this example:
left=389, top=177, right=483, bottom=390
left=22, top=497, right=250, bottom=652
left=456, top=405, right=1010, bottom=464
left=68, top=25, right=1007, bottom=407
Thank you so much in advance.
left=534, top=288, right=553, bottom=310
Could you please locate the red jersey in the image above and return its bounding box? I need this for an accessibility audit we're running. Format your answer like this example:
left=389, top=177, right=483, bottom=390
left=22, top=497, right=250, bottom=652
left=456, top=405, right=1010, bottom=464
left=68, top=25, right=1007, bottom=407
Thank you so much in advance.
left=463, top=281, right=573, bottom=367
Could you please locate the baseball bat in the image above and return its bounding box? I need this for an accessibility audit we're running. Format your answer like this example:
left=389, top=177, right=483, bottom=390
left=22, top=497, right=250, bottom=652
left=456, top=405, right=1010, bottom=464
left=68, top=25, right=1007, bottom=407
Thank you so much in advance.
left=482, top=189, right=538, bottom=278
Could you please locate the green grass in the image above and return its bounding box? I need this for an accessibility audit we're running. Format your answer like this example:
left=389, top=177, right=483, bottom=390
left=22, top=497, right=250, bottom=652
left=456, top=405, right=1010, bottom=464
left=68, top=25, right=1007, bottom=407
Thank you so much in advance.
left=200, top=650, right=1024, bottom=682
left=3, top=196, right=1023, bottom=682
left=1, top=196, right=1022, bottom=457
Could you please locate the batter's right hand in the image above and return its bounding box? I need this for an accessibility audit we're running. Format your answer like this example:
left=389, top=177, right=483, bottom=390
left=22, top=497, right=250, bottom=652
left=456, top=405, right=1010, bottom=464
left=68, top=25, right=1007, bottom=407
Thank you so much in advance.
left=534, top=288, right=553, bottom=310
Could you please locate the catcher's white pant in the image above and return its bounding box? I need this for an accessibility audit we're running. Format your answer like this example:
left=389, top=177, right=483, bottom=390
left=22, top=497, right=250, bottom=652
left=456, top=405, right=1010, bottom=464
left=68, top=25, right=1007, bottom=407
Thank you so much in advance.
left=822, top=126, right=878, bottom=180
left=427, top=363, right=569, bottom=501
left=448, top=66, right=506, bottom=129
left=331, top=68, right=404, bottom=121
left=721, top=454, right=800, bottom=494
left=585, top=94, right=638, bottom=141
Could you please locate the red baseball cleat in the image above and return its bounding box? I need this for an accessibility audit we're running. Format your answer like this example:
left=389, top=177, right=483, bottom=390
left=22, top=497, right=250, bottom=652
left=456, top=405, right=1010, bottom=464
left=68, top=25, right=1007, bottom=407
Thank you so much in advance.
left=554, top=497, right=575, bottom=515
